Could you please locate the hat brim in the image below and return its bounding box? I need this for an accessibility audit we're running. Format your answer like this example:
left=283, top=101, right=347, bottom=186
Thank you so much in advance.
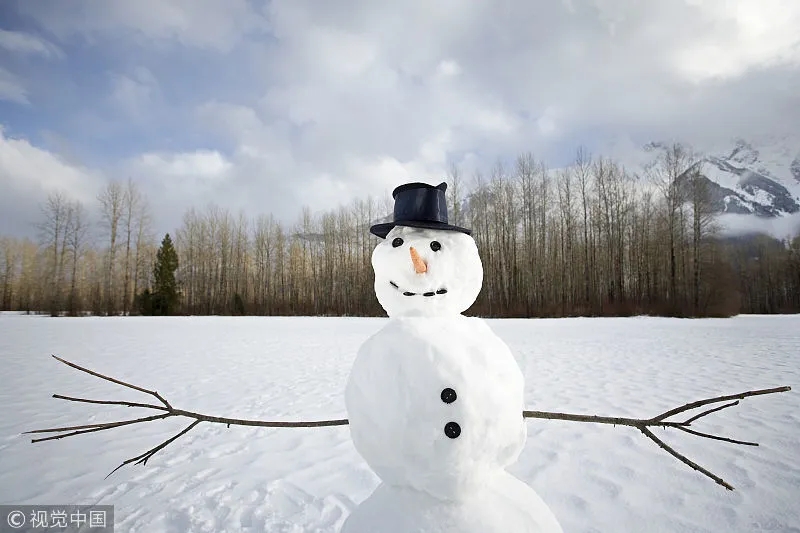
left=369, top=221, right=472, bottom=239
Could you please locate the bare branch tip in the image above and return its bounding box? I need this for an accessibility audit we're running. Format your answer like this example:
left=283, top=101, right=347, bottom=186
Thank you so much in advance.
left=104, top=463, right=125, bottom=480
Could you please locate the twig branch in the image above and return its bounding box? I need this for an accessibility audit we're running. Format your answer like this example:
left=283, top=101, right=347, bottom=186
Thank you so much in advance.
left=28, top=356, right=348, bottom=477
left=650, top=387, right=789, bottom=423
left=524, top=385, right=791, bottom=490
left=52, top=394, right=169, bottom=411
left=52, top=355, right=173, bottom=410
left=638, top=426, right=733, bottom=490
left=27, top=414, right=171, bottom=442
left=105, top=420, right=201, bottom=479
left=673, top=425, right=758, bottom=447
left=29, top=356, right=790, bottom=488
left=683, top=401, right=739, bottom=424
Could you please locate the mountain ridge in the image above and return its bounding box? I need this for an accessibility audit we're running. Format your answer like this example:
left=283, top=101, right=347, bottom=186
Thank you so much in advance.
left=631, top=137, right=800, bottom=225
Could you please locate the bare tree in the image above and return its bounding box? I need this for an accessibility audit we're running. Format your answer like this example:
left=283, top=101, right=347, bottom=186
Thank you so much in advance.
left=120, top=179, right=143, bottom=314
left=0, top=237, right=19, bottom=310
left=132, top=196, right=153, bottom=309
left=98, top=181, right=124, bottom=315
left=685, top=163, right=718, bottom=314
left=647, top=143, right=696, bottom=312
left=447, top=162, right=463, bottom=227
left=16, top=239, right=40, bottom=312
left=252, top=214, right=276, bottom=314
left=556, top=168, right=576, bottom=312
left=574, top=147, right=593, bottom=309
left=66, top=201, right=89, bottom=315
left=516, top=153, right=537, bottom=315
left=37, top=191, right=72, bottom=315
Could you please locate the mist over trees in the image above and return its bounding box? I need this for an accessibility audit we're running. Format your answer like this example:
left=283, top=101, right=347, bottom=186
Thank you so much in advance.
left=1, top=144, right=799, bottom=318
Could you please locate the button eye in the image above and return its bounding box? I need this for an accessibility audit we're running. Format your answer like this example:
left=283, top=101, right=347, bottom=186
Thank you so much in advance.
left=430, top=241, right=441, bottom=252
left=392, top=238, right=404, bottom=248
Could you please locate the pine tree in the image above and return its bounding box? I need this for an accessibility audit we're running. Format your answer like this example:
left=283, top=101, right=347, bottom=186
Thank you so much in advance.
left=151, top=233, right=179, bottom=315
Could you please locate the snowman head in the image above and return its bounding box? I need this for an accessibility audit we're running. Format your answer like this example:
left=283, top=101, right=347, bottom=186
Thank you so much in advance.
left=370, top=182, right=482, bottom=317
left=372, top=226, right=483, bottom=317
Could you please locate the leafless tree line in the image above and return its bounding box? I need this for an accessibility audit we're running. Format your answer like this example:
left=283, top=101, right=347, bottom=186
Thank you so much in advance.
left=1, top=144, right=799, bottom=317
left=0, top=179, right=155, bottom=316
left=465, top=144, right=799, bottom=317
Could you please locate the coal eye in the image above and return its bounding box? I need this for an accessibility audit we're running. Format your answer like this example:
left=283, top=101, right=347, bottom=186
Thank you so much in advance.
left=392, top=238, right=404, bottom=248
left=430, top=241, right=441, bottom=252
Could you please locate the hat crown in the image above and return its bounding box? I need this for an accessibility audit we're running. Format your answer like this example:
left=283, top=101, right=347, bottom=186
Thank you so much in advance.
left=393, top=182, right=448, bottom=225
left=369, top=181, right=471, bottom=238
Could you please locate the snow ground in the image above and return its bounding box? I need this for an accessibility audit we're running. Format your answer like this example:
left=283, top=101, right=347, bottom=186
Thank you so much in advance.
left=0, top=314, right=798, bottom=533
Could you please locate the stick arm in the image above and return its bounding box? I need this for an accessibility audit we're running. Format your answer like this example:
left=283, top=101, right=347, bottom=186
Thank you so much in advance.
left=29, top=355, right=790, bottom=488
left=523, top=385, right=791, bottom=490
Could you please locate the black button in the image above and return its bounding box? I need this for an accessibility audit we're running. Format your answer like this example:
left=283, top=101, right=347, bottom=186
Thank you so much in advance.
left=444, top=422, right=461, bottom=439
left=440, top=388, right=457, bottom=404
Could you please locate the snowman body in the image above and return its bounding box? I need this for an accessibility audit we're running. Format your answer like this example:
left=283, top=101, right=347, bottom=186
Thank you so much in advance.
left=346, top=315, right=526, bottom=500
left=342, top=224, right=563, bottom=532
left=341, top=470, right=562, bottom=533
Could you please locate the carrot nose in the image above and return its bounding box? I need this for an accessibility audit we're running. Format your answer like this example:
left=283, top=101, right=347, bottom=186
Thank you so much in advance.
left=409, top=246, right=427, bottom=274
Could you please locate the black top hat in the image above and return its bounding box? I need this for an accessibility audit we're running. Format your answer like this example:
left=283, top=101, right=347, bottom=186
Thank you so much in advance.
left=369, top=182, right=472, bottom=239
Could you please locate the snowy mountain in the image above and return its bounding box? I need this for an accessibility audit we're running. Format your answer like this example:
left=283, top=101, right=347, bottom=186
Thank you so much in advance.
left=698, top=139, right=800, bottom=217
left=644, top=137, right=800, bottom=219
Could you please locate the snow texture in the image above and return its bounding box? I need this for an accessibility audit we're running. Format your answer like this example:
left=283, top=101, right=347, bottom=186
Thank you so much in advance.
left=341, top=472, right=563, bottom=533
left=0, top=313, right=799, bottom=533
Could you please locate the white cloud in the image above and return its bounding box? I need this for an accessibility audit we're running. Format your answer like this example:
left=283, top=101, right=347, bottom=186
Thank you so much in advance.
left=0, top=127, right=104, bottom=236
left=718, top=212, right=800, bottom=240
left=109, top=67, right=160, bottom=119
left=436, top=60, right=461, bottom=78
left=0, top=127, right=101, bottom=202
left=0, top=29, right=63, bottom=58
left=121, top=149, right=245, bottom=232
left=3, top=0, right=800, bottom=238
left=672, top=0, right=800, bottom=82
left=171, top=0, right=800, bottom=231
left=536, top=108, right=560, bottom=138
left=0, top=68, right=29, bottom=105
left=133, top=150, right=232, bottom=180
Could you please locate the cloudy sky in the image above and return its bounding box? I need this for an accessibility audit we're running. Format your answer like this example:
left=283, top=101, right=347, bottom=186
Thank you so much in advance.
left=1, top=0, right=799, bottom=238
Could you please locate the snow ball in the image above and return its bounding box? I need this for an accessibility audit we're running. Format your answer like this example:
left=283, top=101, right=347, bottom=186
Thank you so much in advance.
left=345, top=316, right=527, bottom=501
left=372, top=227, right=483, bottom=318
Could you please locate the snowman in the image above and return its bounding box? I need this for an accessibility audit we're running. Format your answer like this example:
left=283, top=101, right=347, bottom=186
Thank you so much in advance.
left=342, top=182, right=563, bottom=533
left=30, top=181, right=789, bottom=531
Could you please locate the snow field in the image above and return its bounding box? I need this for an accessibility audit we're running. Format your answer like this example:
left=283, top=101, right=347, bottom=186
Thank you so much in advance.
left=0, top=314, right=798, bottom=532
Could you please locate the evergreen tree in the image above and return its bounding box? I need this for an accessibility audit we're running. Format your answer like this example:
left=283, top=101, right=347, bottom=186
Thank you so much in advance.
left=134, top=288, right=153, bottom=316
left=151, top=233, right=179, bottom=315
